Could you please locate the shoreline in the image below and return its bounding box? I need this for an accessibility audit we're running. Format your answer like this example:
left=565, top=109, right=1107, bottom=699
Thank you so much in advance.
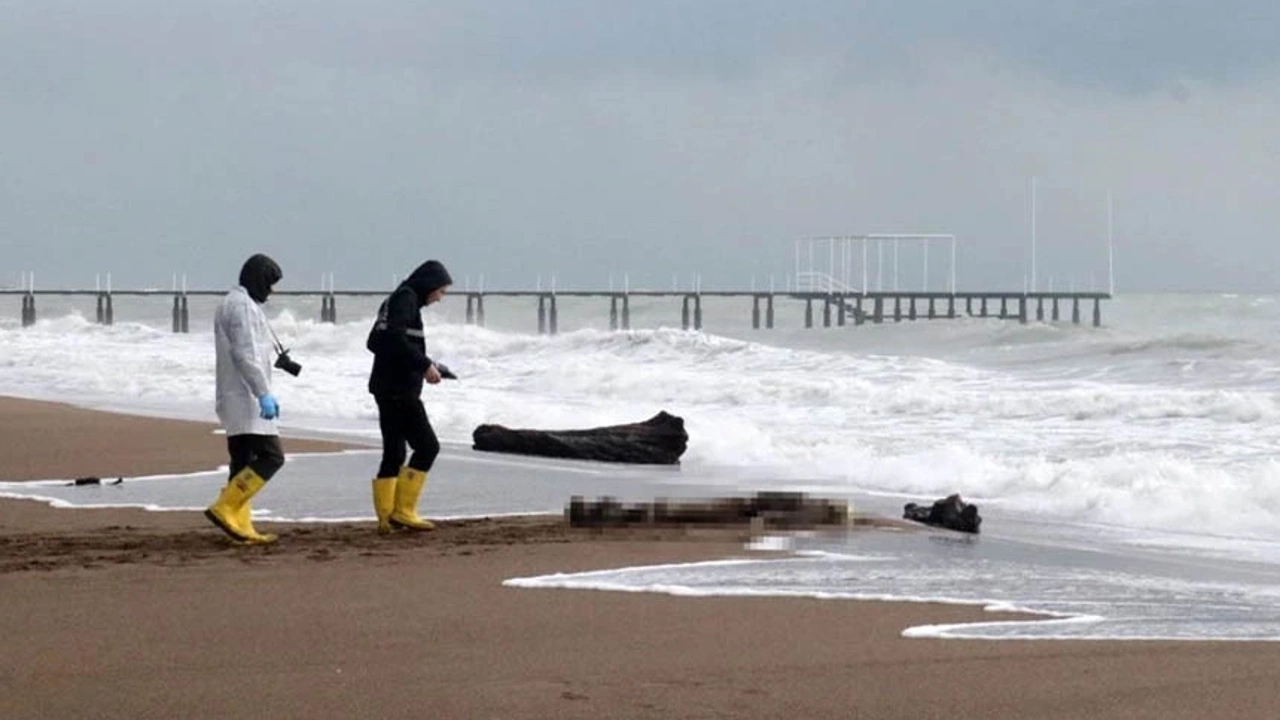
left=5, top=397, right=1280, bottom=718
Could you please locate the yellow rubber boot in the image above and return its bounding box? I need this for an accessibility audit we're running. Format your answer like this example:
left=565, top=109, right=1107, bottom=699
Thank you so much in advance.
left=389, top=466, right=436, bottom=531
left=372, top=476, right=397, bottom=534
left=233, top=498, right=278, bottom=544
left=205, top=468, right=277, bottom=544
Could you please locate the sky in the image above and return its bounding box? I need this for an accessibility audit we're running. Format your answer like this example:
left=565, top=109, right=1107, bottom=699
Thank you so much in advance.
left=3, top=1, right=1280, bottom=293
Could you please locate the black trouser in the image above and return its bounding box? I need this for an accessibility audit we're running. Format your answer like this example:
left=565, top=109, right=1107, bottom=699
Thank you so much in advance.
left=375, top=394, right=440, bottom=478
left=226, top=434, right=285, bottom=482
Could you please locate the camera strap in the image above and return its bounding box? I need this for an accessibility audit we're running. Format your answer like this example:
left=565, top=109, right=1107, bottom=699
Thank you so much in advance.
left=262, top=315, right=288, bottom=356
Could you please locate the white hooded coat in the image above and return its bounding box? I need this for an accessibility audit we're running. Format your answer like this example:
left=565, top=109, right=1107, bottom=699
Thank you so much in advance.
left=214, top=285, right=278, bottom=436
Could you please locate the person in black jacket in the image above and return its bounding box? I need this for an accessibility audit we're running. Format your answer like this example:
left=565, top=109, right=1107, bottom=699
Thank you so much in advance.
left=366, top=259, right=453, bottom=533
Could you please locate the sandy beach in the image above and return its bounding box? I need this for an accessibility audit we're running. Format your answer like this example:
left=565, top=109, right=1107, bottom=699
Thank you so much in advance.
left=4, top=398, right=1280, bottom=719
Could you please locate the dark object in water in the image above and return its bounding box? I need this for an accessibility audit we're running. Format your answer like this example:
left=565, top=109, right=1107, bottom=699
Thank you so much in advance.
left=68, top=477, right=124, bottom=487
left=903, top=493, right=981, bottom=534
left=567, top=491, right=848, bottom=528
left=472, top=411, right=688, bottom=465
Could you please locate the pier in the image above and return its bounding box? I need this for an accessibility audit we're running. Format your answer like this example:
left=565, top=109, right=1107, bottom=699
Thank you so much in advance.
left=3, top=232, right=1115, bottom=332
left=2, top=286, right=1110, bottom=332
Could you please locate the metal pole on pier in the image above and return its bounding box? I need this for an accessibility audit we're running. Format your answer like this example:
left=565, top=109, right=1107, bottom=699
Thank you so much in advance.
left=794, top=239, right=800, bottom=294
left=862, top=237, right=868, bottom=295
left=892, top=238, right=899, bottom=292
left=807, top=241, right=814, bottom=292
left=1107, top=191, right=1115, bottom=296
left=1031, top=176, right=1038, bottom=293
left=828, top=237, right=835, bottom=292
left=950, top=236, right=957, bottom=294
left=876, top=239, right=883, bottom=291
left=922, top=239, right=929, bottom=291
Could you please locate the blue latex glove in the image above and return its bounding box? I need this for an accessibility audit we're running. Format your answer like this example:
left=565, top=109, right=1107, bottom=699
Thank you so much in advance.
left=258, top=393, right=280, bottom=420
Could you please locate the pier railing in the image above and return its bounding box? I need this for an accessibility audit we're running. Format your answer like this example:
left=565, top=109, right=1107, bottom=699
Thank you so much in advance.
left=1, top=288, right=1111, bottom=333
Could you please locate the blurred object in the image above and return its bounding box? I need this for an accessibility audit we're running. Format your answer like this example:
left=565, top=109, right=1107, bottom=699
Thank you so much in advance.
left=566, top=491, right=848, bottom=529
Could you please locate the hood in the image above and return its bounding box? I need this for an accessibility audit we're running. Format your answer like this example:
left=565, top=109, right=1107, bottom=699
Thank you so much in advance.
left=239, top=253, right=283, bottom=304
left=402, top=260, right=453, bottom=306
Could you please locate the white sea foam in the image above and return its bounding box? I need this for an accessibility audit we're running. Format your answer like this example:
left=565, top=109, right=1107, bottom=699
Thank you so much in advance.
left=502, top=544, right=1280, bottom=641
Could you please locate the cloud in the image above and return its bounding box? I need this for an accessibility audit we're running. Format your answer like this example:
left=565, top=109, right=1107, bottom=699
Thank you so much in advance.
left=2, top=1, right=1279, bottom=291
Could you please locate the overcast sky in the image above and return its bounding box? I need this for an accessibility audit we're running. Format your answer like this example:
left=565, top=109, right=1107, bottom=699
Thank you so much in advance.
left=3, top=1, right=1279, bottom=292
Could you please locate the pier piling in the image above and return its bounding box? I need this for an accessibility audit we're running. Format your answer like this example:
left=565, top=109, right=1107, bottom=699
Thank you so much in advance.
left=170, top=294, right=188, bottom=332
left=319, top=294, right=336, bottom=323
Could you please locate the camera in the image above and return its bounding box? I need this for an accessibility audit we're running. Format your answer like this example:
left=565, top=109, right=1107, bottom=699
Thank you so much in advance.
left=274, top=350, right=303, bottom=377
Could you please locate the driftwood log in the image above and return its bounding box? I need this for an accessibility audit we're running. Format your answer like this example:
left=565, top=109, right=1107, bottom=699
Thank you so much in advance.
left=903, top=493, right=982, bottom=534
left=472, top=411, right=688, bottom=464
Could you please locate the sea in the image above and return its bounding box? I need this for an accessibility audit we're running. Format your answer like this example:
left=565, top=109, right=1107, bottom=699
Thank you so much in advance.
left=4, top=290, right=1280, bottom=641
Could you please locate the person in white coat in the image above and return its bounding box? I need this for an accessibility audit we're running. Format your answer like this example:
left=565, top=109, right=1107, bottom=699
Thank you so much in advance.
left=204, top=254, right=286, bottom=544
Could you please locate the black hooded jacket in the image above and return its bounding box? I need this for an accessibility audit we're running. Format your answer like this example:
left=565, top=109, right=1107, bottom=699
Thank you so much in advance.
left=367, top=260, right=453, bottom=397
left=239, top=254, right=282, bottom=304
